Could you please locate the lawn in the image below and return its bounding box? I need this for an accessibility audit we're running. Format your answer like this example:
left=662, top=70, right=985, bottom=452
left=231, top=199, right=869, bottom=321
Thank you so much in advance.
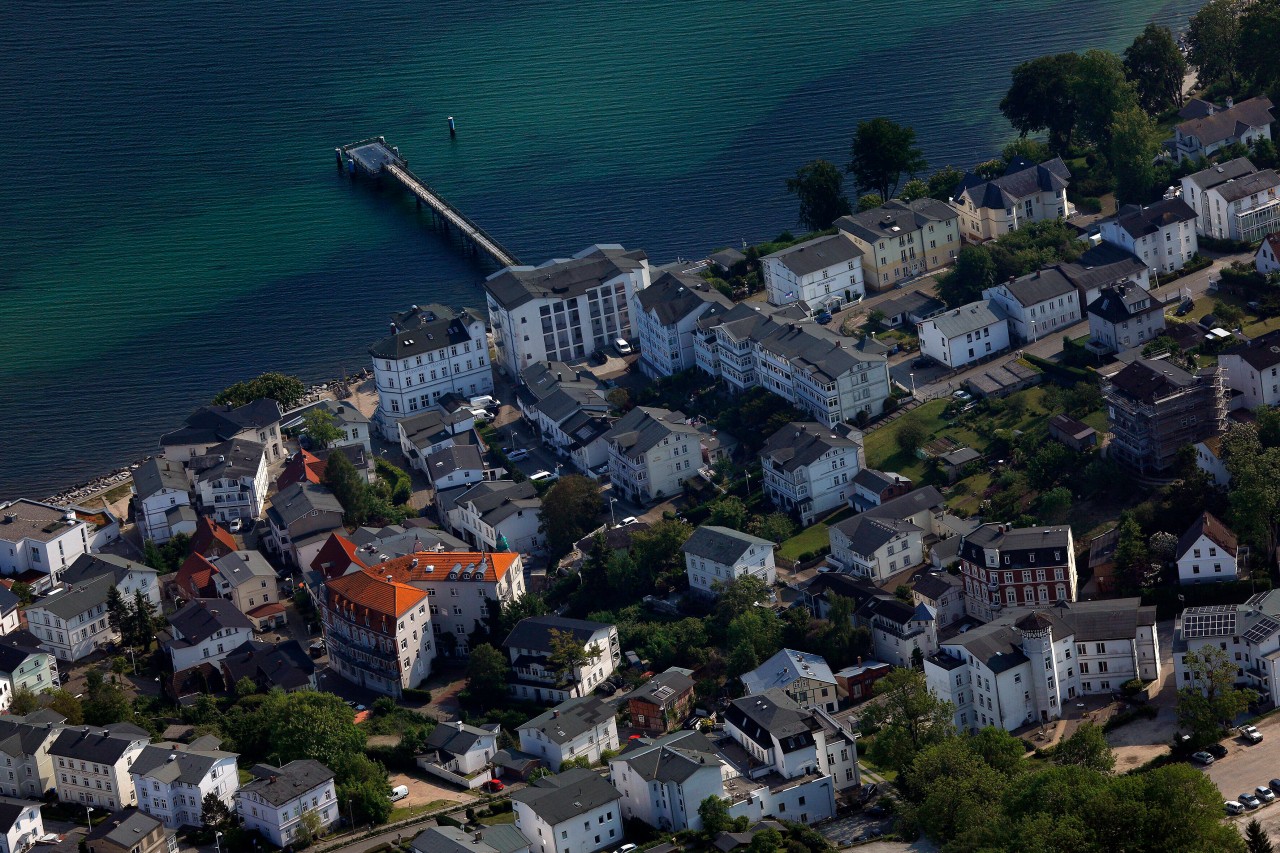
left=778, top=506, right=855, bottom=561
left=946, top=471, right=992, bottom=517
left=478, top=811, right=516, bottom=826
left=388, top=800, right=455, bottom=822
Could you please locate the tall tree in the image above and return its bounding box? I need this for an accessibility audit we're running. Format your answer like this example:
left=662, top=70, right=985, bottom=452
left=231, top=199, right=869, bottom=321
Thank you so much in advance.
left=897, top=178, right=930, bottom=202
left=855, top=193, right=884, bottom=212
left=1112, top=512, right=1151, bottom=594
left=322, top=449, right=367, bottom=526
left=130, top=590, right=159, bottom=651
left=1051, top=721, right=1115, bottom=773
left=925, top=165, right=965, bottom=201
left=1187, top=0, right=1241, bottom=90
left=1073, top=49, right=1138, bottom=149
left=861, top=668, right=956, bottom=772
left=546, top=628, right=602, bottom=682
left=937, top=245, right=997, bottom=307
left=1222, top=422, right=1280, bottom=555
left=1124, top=24, right=1187, bottom=114
left=1238, top=0, right=1280, bottom=94
left=1111, top=106, right=1161, bottom=204
left=1247, top=819, right=1276, bottom=853
left=201, top=792, right=235, bottom=832
left=697, top=796, right=733, bottom=835
left=106, top=585, right=130, bottom=634
left=1000, top=53, right=1082, bottom=153
left=708, top=496, right=749, bottom=531
left=785, top=159, right=851, bottom=231
left=847, top=118, right=927, bottom=201
left=465, top=644, right=510, bottom=703
left=538, top=475, right=602, bottom=560
left=1178, top=645, right=1257, bottom=746
left=302, top=407, right=343, bottom=449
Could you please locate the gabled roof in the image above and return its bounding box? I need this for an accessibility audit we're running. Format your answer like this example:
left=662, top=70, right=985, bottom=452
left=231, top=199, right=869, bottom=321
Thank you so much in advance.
left=861, top=485, right=945, bottom=522
left=764, top=233, right=862, bottom=277
left=426, top=444, right=485, bottom=479
left=310, top=533, right=370, bottom=580
left=485, top=245, right=648, bottom=311
left=129, top=741, right=236, bottom=785
left=372, top=550, right=522, bottom=585
left=614, top=729, right=720, bottom=784
left=852, top=468, right=909, bottom=494
left=725, top=689, right=818, bottom=753
left=327, top=569, right=427, bottom=623
left=1185, top=157, right=1258, bottom=191
left=954, top=157, right=1071, bottom=209
left=29, top=574, right=117, bottom=620
left=241, top=759, right=335, bottom=806
left=636, top=271, right=731, bottom=326
left=832, top=514, right=921, bottom=556
left=50, top=725, right=148, bottom=763
left=995, top=268, right=1076, bottom=307
left=759, top=421, right=860, bottom=471
left=0, top=797, right=38, bottom=836
left=268, top=482, right=343, bottom=528
left=604, top=406, right=700, bottom=456
left=425, top=720, right=499, bottom=758
left=681, top=525, right=773, bottom=566
left=411, top=825, right=532, bottom=853
left=1086, top=282, right=1159, bottom=324
left=519, top=695, right=615, bottom=744
left=504, top=616, right=610, bottom=653
left=132, top=457, right=189, bottom=499
left=175, top=552, right=219, bottom=599
left=1105, top=357, right=1199, bottom=402
left=836, top=197, right=959, bottom=244
left=741, top=649, right=835, bottom=696
left=912, top=572, right=961, bottom=602
left=924, top=300, right=1006, bottom=339
left=449, top=480, right=541, bottom=527
left=510, top=767, right=621, bottom=825
left=1176, top=96, right=1275, bottom=146
left=1108, top=198, right=1196, bottom=239
left=624, top=667, right=696, bottom=708
left=1177, top=511, right=1238, bottom=560
left=160, top=399, right=281, bottom=448
left=87, top=808, right=164, bottom=848
left=62, top=553, right=156, bottom=588
left=276, top=449, right=326, bottom=491
left=190, top=516, right=237, bottom=558
left=1214, top=169, right=1280, bottom=203
left=168, top=598, right=254, bottom=646
left=190, top=438, right=265, bottom=483
left=212, top=550, right=276, bottom=589
left=221, top=639, right=316, bottom=692
left=0, top=629, right=47, bottom=674
left=368, top=304, right=484, bottom=360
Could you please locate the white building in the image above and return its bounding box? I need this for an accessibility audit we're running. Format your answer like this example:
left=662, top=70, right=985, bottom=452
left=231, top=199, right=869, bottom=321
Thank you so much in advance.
left=1171, top=96, right=1275, bottom=163
left=0, top=714, right=65, bottom=799
left=0, top=796, right=44, bottom=853
left=951, top=157, right=1072, bottom=242
left=608, top=730, right=728, bottom=832
left=264, top=482, right=345, bottom=569
left=740, top=649, right=840, bottom=713
left=958, top=523, right=1077, bottom=624
left=759, top=422, right=863, bottom=526
left=441, top=480, right=543, bottom=555
left=283, top=399, right=373, bottom=454
left=912, top=572, right=966, bottom=629
left=50, top=724, right=150, bottom=810
left=762, top=233, right=864, bottom=310
left=1259, top=233, right=1280, bottom=275
left=918, top=300, right=1011, bottom=369
left=191, top=440, right=268, bottom=526
left=368, top=304, right=493, bottom=441
left=682, top=525, right=776, bottom=597
left=417, top=721, right=500, bottom=789
left=633, top=271, right=732, bottom=379
left=320, top=570, right=432, bottom=696
left=129, top=741, right=239, bottom=829
left=26, top=575, right=118, bottom=662
left=518, top=696, right=620, bottom=772
left=827, top=514, right=923, bottom=584
left=927, top=599, right=1160, bottom=732
left=163, top=599, right=255, bottom=673
left=1098, top=199, right=1198, bottom=274
left=160, top=399, right=284, bottom=464
left=0, top=632, right=59, bottom=712
left=0, top=500, right=91, bottom=590
left=604, top=407, right=702, bottom=504
left=486, top=245, right=651, bottom=378
left=131, top=458, right=193, bottom=546
left=1086, top=282, right=1166, bottom=355
left=1175, top=590, right=1280, bottom=707
left=982, top=270, right=1080, bottom=344
left=511, top=768, right=623, bottom=853
left=1181, top=157, right=1280, bottom=241
left=235, top=760, right=338, bottom=848
left=1174, top=512, right=1240, bottom=585
left=1220, top=330, right=1280, bottom=410
left=424, top=445, right=488, bottom=492
left=397, top=408, right=477, bottom=474
left=503, top=616, right=620, bottom=704
left=1194, top=436, right=1231, bottom=488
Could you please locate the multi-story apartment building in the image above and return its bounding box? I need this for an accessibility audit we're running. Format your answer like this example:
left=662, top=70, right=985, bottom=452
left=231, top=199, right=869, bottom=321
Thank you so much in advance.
left=514, top=362, right=613, bottom=474
left=827, top=514, right=923, bottom=584
left=633, top=271, right=731, bottom=378
left=518, top=696, right=620, bottom=772
left=761, top=233, right=864, bottom=310
left=235, top=760, right=338, bottom=848
left=368, top=304, right=493, bottom=441
left=0, top=633, right=58, bottom=713
left=397, top=408, right=476, bottom=472
left=264, top=482, right=345, bottom=568
left=0, top=500, right=91, bottom=590
left=917, top=300, right=1011, bottom=369
left=191, top=440, right=268, bottom=526
left=62, top=554, right=160, bottom=607
left=129, top=741, right=239, bottom=828
left=0, top=713, right=65, bottom=799
left=1086, top=282, right=1166, bottom=355
left=1181, top=157, right=1280, bottom=241
left=1098, top=199, right=1198, bottom=274
left=503, top=616, right=620, bottom=704
left=131, top=458, right=193, bottom=545
left=1101, top=357, right=1227, bottom=474
left=512, top=768, right=623, bottom=853
left=759, top=422, right=863, bottom=525
left=25, top=575, right=117, bottom=662
left=958, top=524, right=1077, bottom=623
left=163, top=599, right=255, bottom=672
left=209, top=550, right=283, bottom=629
left=1220, top=329, right=1280, bottom=410
left=950, top=158, right=1072, bottom=242
left=836, top=198, right=961, bottom=290
left=927, top=598, right=1160, bottom=732
left=0, top=794, right=45, bottom=853
left=486, top=245, right=651, bottom=377
left=1171, top=96, right=1274, bottom=163
left=442, top=481, right=542, bottom=555
left=604, top=407, right=702, bottom=504
left=983, top=269, right=1080, bottom=343
left=682, top=525, right=776, bottom=596
left=321, top=569, right=432, bottom=696
left=1175, top=590, right=1280, bottom=706
left=50, top=724, right=150, bottom=810
left=159, top=399, right=283, bottom=463
left=741, top=649, right=840, bottom=713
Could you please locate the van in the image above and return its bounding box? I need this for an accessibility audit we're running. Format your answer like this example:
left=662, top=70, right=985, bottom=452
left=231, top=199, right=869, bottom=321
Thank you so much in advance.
left=390, top=785, right=409, bottom=802
left=615, top=338, right=633, bottom=355
left=1225, top=800, right=1245, bottom=815
left=470, top=395, right=499, bottom=410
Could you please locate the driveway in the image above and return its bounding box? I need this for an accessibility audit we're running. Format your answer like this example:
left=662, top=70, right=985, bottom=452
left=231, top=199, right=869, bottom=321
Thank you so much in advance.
left=386, top=773, right=477, bottom=809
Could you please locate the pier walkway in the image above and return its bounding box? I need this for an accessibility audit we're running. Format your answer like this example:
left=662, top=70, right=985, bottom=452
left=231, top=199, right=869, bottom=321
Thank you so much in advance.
left=337, top=137, right=520, bottom=269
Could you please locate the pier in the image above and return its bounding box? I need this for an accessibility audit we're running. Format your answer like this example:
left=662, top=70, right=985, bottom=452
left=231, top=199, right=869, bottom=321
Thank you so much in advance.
left=337, top=137, right=520, bottom=269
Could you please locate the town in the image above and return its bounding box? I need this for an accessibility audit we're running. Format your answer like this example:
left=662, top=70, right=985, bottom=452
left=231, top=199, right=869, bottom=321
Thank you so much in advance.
left=4, top=7, right=1280, bottom=853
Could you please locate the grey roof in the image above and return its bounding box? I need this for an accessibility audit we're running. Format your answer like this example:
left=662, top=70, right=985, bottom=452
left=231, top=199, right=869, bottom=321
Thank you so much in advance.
left=424, top=721, right=499, bottom=761
left=160, top=399, right=281, bottom=448
left=954, top=157, right=1071, bottom=210
left=0, top=629, right=46, bottom=673
left=851, top=468, right=906, bottom=494
left=1224, top=330, right=1280, bottom=371
left=924, top=300, right=1007, bottom=339
left=1108, top=198, right=1197, bottom=239
left=759, top=422, right=860, bottom=471
left=876, top=290, right=946, bottom=321
left=368, top=304, right=484, bottom=360
left=212, top=550, right=276, bottom=588
left=50, top=725, right=148, bottom=763
left=625, top=668, right=696, bottom=708
left=190, top=438, right=264, bottom=483
left=836, top=197, right=959, bottom=244
left=426, top=444, right=485, bottom=480
left=941, top=447, right=982, bottom=467
left=912, top=572, right=961, bottom=601
left=0, top=500, right=84, bottom=544
left=167, top=598, right=254, bottom=646
left=745, top=314, right=887, bottom=382
left=832, top=514, right=920, bottom=556
left=958, top=523, right=1072, bottom=568
left=604, top=406, right=701, bottom=456
left=945, top=622, right=1031, bottom=674
left=165, top=504, right=198, bottom=527
left=615, top=730, right=720, bottom=784
left=268, top=481, right=343, bottom=527
left=861, top=485, right=945, bottom=522
left=1185, top=157, right=1258, bottom=191
left=283, top=398, right=370, bottom=430
left=1105, top=357, right=1199, bottom=402
left=996, top=268, right=1076, bottom=307
left=130, top=742, right=236, bottom=785
left=1213, top=169, right=1280, bottom=203
left=1049, top=598, right=1156, bottom=642
left=0, top=797, right=38, bottom=835
left=220, top=639, right=316, bottom=692
left=132, top=457, right=189, bottom=499
left=765, top=233, right=863, bottom=277
left=31, top=573, right=117, bottom=619
left=241, top=759, right=335, bottom=806
left=0, top=714, right=65, bottom=758
left=61, top=553, right=154, bottom=587
left=1177, top=96, right=1275, bottom=146
left=398, top=410, right=457, bottom=448
left=504, top=616, right=610, bottom=653
left=510, top=766, right=621, bottom=825
left=681, top=525, right=773, bottom=565
left=87, top=809, right=164, bottom=848
left=450, top=480, right=540, bottom=526
left=519, top=695, right=615, bottom=745
left=520, top=361, right=603, bottom=402
left=741, top=649, right=836, bottom=695
left=412, top=825, right=532, bottom=853
left=725, top=689, right=817, bottom=753
left=485, top=245, right=648, bottom=311
left=347, top=524, right=469, bottom=559
left=636, top=271, right=731, bottom=326
left=1087, top=283, right=1160, bottom=324
left=1055, top=243, right=1148, bottom=293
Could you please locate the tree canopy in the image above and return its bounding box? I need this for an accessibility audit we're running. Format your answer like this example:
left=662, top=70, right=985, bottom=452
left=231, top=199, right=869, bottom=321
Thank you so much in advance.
left=1000, top=53, right=1081, bottom=153
left=1178, top=645, right=1257, bottom=747
left=847, top=118, right=927, bottom=201
left=785, top=159, right=851, bottom=231
left=213, top=371, right=306, bottom=410
left=861, top=667, right=956, bottom=772
left=539, top=475, right=603, bottom=560
left=302, top=407, right=343, bottom=449
left=1123, top=24, right=1186, bottom=115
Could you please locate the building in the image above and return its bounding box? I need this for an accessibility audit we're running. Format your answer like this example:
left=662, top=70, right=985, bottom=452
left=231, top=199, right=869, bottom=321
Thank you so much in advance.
left=283, top=399, right=372, bottom=453
left=503, top=616, right=620, bottom=704
left=912, top=572, right=965, bottom=629
left=958, top=524, right=1077, bottom=623
left=417, top=721, right=500, bottom=789
left=1053, top=242, right=1152, bottom=307
left=1174, top=590, right=1280, bottom=706
left=50, top=724, right=150, bottom=810
left=0, top=500, right=92, bottom=590
left=0, top=796, right=44, bottom=853
left=517, top=696, right=620, bottom=771
left=208, top=551, right=284, bottom=630
left=1101, top=357, right=1227, bottom=474
left=131, top=458, right=193, bottom=545
left=608, top=730, right=726, bottom=833
left=1220, top=330, right=1280, bottom=410
left=1047, top=414, right=1098, bottom=453
left=264, top=482, right=345, bottom=568
left=917, top=300, right=1010, bottom=369
left=759, top=422, right=864, bottom=526
left=511, top=768, right=623, bottom=853
left=515, top=362, right=613, bottom=474
left=836, top=198, right=961, bottom=290
left=85, top=810, right=175, bottom=853
left=235, top=760, right=338, bottom=848
left=982, top=269, right=1080, bottom=343
left=0, top=588, right=18, bottom=639
left=1098, top=199, right=1199, bottom=274
left=411, top=825, right=530, bottom=853
left=442, top=480, right=543, bottom=554
left=682, top=526, right=777, bottom=597
left=368, top=304, right=493, bottom=441
left=1175, top=512, right=1240, bottom=585
left=0, top=632, right=58, bottom=712
left=927, top=599, right=1160, bottom=732
left=854, top=592, right=939, bottom=669
left=833, top=661, right=892, bottom=704
left=849, top=469, right=912, bottom=511
left=397, top=409, right=477, bottom=474
left=827, top=514, right=923, bottom=584
left=62, top=554, right=160, bottom=608
left=740, top=649, right=839, bottom=713
left=190, top=440, right=268, bottom=526
left=1258, top=233, right=1280, bottom=275
left=1171, top=96, right=1275, bottom=163
left=1085, top=282, right=1166, bottom=355
left=0, top=713, right=66, bottom=799
left=163, top=599, right=255, bottom=673
left=624, top=668, right=696, bottom=735
left=1180, top=157, right=1280, bottom=241
left=220, top=640, right=317, bottom=694
left=634, top=271, right=732, bottom=379
left=424, top=445, right=488, bottom=491
left=189, top=517, right=237, bottom=560
left=871, top=290, right=946, bottom=330
left=1195, top=436, right=1232, bottom=488
left=129, top=741, right=239, bottom=828
left=604, top=407, right=702, bottom=504
left=25, top=574, right=118, bottom=662
left=321, top=570, right=432, bottom=696
left=950, top=157, right=1072, bottom=242
left=761, top=233, right=864, bottom=310
left=160, top=400, right=283, bottom=463
left=486, top=245, right=651, bottom=377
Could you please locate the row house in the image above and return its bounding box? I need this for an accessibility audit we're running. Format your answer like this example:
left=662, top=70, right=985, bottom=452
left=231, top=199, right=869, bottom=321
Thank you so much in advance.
left=236, top=760, right=338, bottom=848
left=129, top=741, right=239, bottom=829
left=0, top=500, right=92, bottom=591
left=950, top=157, right=1072, bottom=242
left=50, top=724, right=150, bottom=810
left=368, top=304, right=493, bottom=441
left=759, top=422, right=864, bottom=526
left=131, top=458, right=194, bottom=545
left=503, top=616, right=620, bottom=704
left=604, top=407, right=702, bottom=504
left=918, top=300, right=1011, bottom=369
left=518, top=695, right=620, bottom=771
left=958, top=523, right=1077, bottom=623
left=1098, top=199, right=1198, bottom=274
left=836, top=198, right=961, bottom=290
left=682, top=525, right=776, bottom=597
left=761, top=233, right=864, bottom=310
left=159, top=399, right=283, bottom=464
left=633, top=271, right=732, bottom=379
left=0, top=712, right=65, bottom=799
left=1181, top=156, right=1280, bottom=241
left=982, top=269, right=1080, bottom=344
left=1101, top=357, right=1227, bottom=475
left=1171, top=96, right=1274, bottom=163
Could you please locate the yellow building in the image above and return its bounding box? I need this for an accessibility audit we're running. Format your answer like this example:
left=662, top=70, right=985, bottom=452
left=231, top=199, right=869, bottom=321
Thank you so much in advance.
left=837, top=198, right=961, bottom=291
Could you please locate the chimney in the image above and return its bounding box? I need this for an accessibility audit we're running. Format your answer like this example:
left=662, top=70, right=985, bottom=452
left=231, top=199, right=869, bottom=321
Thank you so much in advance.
left=553, top=709, right=560, bottom=718
left=473, top=833, right=482, bottom=844
left=1226, top=96, right=1234, bottom=109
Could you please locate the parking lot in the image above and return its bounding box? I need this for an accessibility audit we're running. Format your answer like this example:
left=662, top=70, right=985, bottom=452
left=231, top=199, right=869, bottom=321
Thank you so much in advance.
left=1200, top=716, right=1280, bottom=835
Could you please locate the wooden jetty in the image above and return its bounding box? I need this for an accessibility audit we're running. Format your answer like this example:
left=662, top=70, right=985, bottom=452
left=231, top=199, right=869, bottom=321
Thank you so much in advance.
left=337, top=137, right=520, bottom=269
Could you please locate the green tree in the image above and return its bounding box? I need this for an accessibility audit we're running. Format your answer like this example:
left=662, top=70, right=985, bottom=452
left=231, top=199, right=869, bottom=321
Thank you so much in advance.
left=1000, top=53, right=1082, bottom=153
left=9, top=687, right=39, bottom=715
left=900, top=737, right=1010, bottom=840
left=1051, top=721, right=1115, bottom=773
left=129, top=590, right=160, bottom=651
left=235, top=676, right=259, bottom=698
left=1178, top=645, right=1257, bottom=746
left=546, top=628, right=602, bottom=682
left=712, top=575, right=771, bottom=639
left=896, top=420, right=928, bottom=455
left=1187, top=0, right=1241, bottom=90
left=605, top=387, right=632, bottom=412
left=726, top=609, right=782, bottom=676
left=1001, top=137, right=1053, bottom=165
left=1035, top=487, right=1072, bottom=525
left=106, top=585, right=130, bottom=634
left=697, top=795, right=733, bottom=834
left=1247, top=819, right=1275, bottom=853
left=213, top=371, right=306, bottom=410
left=628, top=518, right=694, bottom=585
left=1110, top=106, right=1161, bottom=205
left=83, top=676, right=133, bottom=726
left=466, top=643, right=510, bottom=703
left=749, top=512, right=795, bottom=544
left=926, top=165, right=965, bottom=201
left=709, top=496, right=749, bottom=531
left=1124, top=24, right=1187, bottom=114
left=897, top=178, right=930, bottom=202
left=785, top=159, right=852, bottom=231
left=746, top=828, right=783, bottom=853
left=937, top=245, right=997, bottom=307
left=1240, top=0, right=1280, bottom=93
left=201, top=791, right=235, bottom=832
left=302, top=407, right=343, bottom=449
left=1072, top=49, right=1137, bottom=149
left=295, top=808, right=324, bottom=847
left=539, top=475, right=603, bottom=560
left=45, top=689, right=84, bottom=725
left=1223, top=422, right=1280, bottom=555
left=10, top=582, right=33, bottom=606
left=227, top=689, right=366, bottom=769
left=323, top=449, right=367, bottom=526
left=847, top=118, right=928, bottom=201
left=861, top=668, right=955, bottom=772
left=856, top=193, right=884, bottom=213
left=1112, top=512, right=1151, bottom=593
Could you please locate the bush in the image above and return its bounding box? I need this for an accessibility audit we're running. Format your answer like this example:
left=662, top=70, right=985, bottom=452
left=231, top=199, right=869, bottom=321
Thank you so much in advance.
left=796, top=551, right=814, bottom=563
left=402, top=687, right=432, bottom=703
left=436, top=814, right=463, bottom=829
left=1103, top=704, right=1158, bottom=732
left=1077, top=196, right=1102, bottom=214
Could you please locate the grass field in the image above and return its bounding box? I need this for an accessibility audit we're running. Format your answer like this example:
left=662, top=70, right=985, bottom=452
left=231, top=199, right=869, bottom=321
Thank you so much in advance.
left=778, top=506, right=854, bottom=561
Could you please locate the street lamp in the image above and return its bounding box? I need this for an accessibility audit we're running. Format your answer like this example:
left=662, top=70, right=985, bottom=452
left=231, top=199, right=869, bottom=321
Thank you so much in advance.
left=909, top=373, right=916, bottom=397
left=608, top=498, right=617, bottom=528
left=348, top=799, right=355, bottom=833
left=85, top=805, right=94, bottom=828
left=1030, top=320, right=1038, bottom=344
left=215, top=831, right=224, bottom=853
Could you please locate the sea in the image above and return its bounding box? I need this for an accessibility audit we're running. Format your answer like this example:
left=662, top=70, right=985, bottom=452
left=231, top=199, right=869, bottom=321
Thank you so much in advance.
left=1, top=0, right=1204, bottom=497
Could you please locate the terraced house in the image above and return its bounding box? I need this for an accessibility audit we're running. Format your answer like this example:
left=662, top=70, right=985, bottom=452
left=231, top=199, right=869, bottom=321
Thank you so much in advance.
left=632, top=271, right=731, bottom=379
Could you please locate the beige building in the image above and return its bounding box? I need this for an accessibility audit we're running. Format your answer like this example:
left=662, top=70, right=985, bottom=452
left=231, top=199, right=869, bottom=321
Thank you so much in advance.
left=837, top=198, right=961, bottom=291
left=950, top=158, right=1072, bottom=242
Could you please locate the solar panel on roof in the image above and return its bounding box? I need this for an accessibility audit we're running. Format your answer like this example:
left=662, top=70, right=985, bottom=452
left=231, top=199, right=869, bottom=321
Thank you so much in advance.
left=1244, top=616, right=1280, bottom=646
left=1182, top=606, right=1237, bottom=639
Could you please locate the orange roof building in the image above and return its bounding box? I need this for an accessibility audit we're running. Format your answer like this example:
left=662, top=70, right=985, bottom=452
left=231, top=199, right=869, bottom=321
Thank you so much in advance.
left=189, top=517, right=237, bottom=559
left=171, top=552, right=218, bottom=599
left=310, top=533, right=369, bottom=582
left=276, top=449, right=327, bottom=492
left=322, top=569, right=432, bottom=696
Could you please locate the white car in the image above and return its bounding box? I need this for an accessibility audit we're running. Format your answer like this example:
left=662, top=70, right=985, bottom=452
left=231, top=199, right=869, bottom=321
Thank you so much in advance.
left=470, top=395, right=499, bottom=410
left=529, top=470, right=559, bottom=484
left=468, top=408, right=493, bottom=423
left=1241, top=724, right=1263, bottom=744
left=615, top=338, right=633, bottom=355
left=228, top=518, right=243, bottom=534
left=1226, top=800, right=1245, bottom=815
left=1257, top=786, right=1276, bottom=803
left=618, top=516, right=638, bottom=526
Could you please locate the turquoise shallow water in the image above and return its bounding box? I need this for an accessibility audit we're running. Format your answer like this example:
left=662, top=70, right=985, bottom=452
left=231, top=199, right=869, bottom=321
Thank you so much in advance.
left=0, top=0, right=1201, bottom=495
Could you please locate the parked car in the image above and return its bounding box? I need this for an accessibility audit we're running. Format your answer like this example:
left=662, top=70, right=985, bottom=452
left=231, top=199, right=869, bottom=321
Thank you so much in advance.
left=1226, top=801, right=1246, bottom=815
left=1270, top=778, right=1280, bottom=794
left=1241, top=724, right=1263, bottom=744
left=615, top=338, right=633, bottom=355
left=503, top=447, right=531, bottom=461
left=953, top=390, right=972, bottom=401
left=1240, top=792, right=1262, bottom=809
left=617, top=845, right=638, bottom=853
left=1176, top=300, right=1194, bottom=316
left=1208, top=743, right=1229, bottom=759
left=229, top=518, right=243, bottom=534
left=816, top=312, right=833, bottom=325
left=529, top=470, right=559, bottom=484
left=389, top=785, right=409, bottom=802
left=470, top=395, right=500, bottom=410
left=483, top=779, right=505, bottom=793
left=618, top=516, right=638, bottom=526
left=1257, top=786, right=1276, bottom=803
left=468, top=408, right=493, bottom=423
left=1191, top=751, right=1215, bottom=765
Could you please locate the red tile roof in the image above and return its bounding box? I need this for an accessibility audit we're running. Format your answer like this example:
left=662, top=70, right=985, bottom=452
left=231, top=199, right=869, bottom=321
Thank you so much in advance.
left=327, top=570, right=426, bottom=627
left=1177, top=511, right=1239, bottom=559
left=309, top=533, right=369, bottom=580
left=190, top=517, right=237, bottom=558
left=371, top=551, right=521, bottom=584
left=174, top=552, right=217, bottom=598
left=276, top=449, right=327, bottom=492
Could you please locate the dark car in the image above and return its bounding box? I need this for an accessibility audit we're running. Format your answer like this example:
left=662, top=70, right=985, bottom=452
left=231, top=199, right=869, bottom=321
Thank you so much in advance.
left=911, top=356, right=933, bottom=369
left=816, top=312, right=833, bottom=325
left=859, top=782, right=879, bottom=801
left=1207, top=743, right=1229, bottom=759
left=1176, top=300, right=1194, bottom=316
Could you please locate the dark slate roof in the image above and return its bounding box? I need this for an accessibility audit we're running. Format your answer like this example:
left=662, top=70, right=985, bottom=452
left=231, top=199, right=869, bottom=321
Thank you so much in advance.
left=1049, top=414, right=1096, bottom=440
left=426, top=444, right=485, bottom=479
left=861, top=486, right=945, bottom=521
left=725, top=689, right=818, bottom=754
left=1185, top=157, right=1258, bottom=191
left=0, top=629, right=46, bottom=673
left=832, top=514, right=920, bottom=556
left=1056, top=243, right=1148, bottom=291
left=836, top=197, right=959, bottom=243
left=759, top=422, right=860, bottom=471
left=0, top=714, right=65, bottom=757
left=268, top=482, right=343, bottom=527
left=958, top=524, right=1072, bottom=569
left=504, top=616, right=610, bottom=653
left=50, top=725, right=148, bottom=763
left=604, top=406, right=701, bottom=456
left=221, top=640, right=316, bottom=692
left=160, top=399, right=281, bottom=448
left=168, top=598, right=253, bottom=646
left=1224, top=330, right=1280, bottom=371
left=509, top=767, right=621, bottom=825
left=32, top=574, right=117, bottom=620
left=0, top=586, right=18, bottom=619
left=450, top=480, right=540, bottom=526
left=411, top=825, right=532, bottom=853
left=1105, top=357, right=1198, bottom=402
left=241, top=759, right=335, bottom=806
left=129, top=742, right=236, bottom=785
left=368, top=304, right=484, bottom=360
left=765, top=233, right=863, bottom=277
left=874, top=290, right=946, bottom=320
left=615, top=730, right=719, bottom=784
left=851, top=468, right=908, bottom=494
left=1176, top=511, right=1239, bottom=560
left=397, top=410, right=458, bottom=448
left=998, top=268, right=1076, bottom=307
left=681, top=526, right=773, bottom=565
left=485, top=246, right=648, bottom=311
left=87, top=809, right=164, bottom=848
left=1049, top=598, right=1156, bottom=642
left=1214, top=169, right=1280, bottom=203
left=425, top=721, right=498, bottom=758
left=912, top=572, right=960, bottom=601
left=0, top=798, right=38, bottom=835
left=520, top=695, right=615, bottom=745
left=1176, top=96, right=1275, bottom=146
left=132, top=457, right=189, bottom=499
left=1086, top=283, right=1159, bottom=324
left=636, top=271, right=731, bottom=326
left=1109, top=198, right=1196, bottom=239
left=954, top=157, right=1071, bottom=209
left=191, top=438, right=265, bottom=483
left=948, top=623, right=1031, bottom=673
left=625, top=667, right=696, bottom=708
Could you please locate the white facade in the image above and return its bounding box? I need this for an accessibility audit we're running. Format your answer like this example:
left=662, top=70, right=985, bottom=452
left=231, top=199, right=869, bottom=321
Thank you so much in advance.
left=165, top=600, right=255, bottom=672
left=321, top=571, right=433, bottom=696
left=1181, top=159, right=1280, bottom=242
left=445, top=482, right=543, bottom=555
left=1175, top=591, right=1280, bottom=707
left=518, top=698, right=620, bottom=772
left=683, top=526, right=777, bottom=597
left=132, top=458, right=192, bottom=546
left=1172, top=97, right=1274, bottom=163
left=194, top=445, right=269, bottom=525
left=130, top=745, right=239, bottom=829
left=918, top=301, right=1011, bottom=369
left=982, top=275, right=1079, bottom=343
left=1098, top=200, right=1198, bottom=274
left=1086, top=284, right=1166, bottom=355
left=1175, top=514, right=1240, bottom=585
left=51, top=728, right=149, bottom=810
left=633, top=274, right=731, bottom=379
left=0, top=798, right=43, bottom=853
left=609, top=732, right=727, bottom=832
left=1195, top=438, right=1231, bottom=488
left=0, top=501, right=91, bottom=589
left=828, top=516, right=924, bottom=584
left=1220, top=338, right=1280, bottom=410
left=1259, top=234, right=1280, bottom=275
left=605, top=407, right=701, bottom=504
left=512, top=770, right=623, bottom=853
left=0, top=649, right=58, bottom=713
left=506, top=618, right=620, bottom=704
left=26, top=576, right=116, bottom=662
left=759, top=423, right=863, bottom=527
left=235, top=762, right=338, bottom=849
left=0, top=717, right=61, bottom=799
left=762, top=234, right=864, bottom=310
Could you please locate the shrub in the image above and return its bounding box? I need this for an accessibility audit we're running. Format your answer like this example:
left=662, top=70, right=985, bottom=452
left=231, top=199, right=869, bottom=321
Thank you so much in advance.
left=402, top=687, right=432, bottom=703
left=1077, top=196, right=1102, bottom=214
left=436, top=814, right=463, bottom=829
